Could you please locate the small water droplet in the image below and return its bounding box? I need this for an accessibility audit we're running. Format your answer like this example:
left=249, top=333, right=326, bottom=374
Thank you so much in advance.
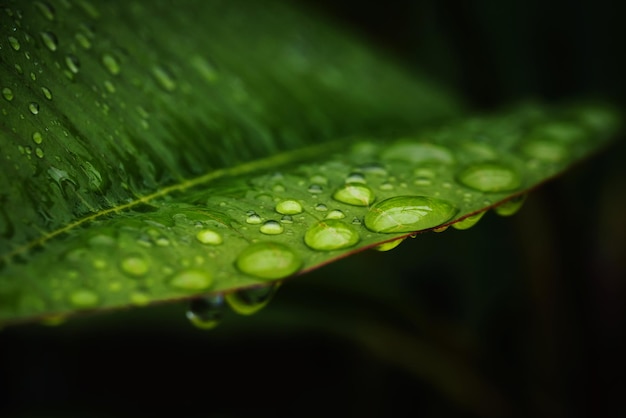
left=364, top=196, right=458, bottom=233
left=69, top=289, right=99, bottom=308
left=456, top=162, right=522, bottom=193
left=452, top=211, right=486, bottom=230
left=32, top=132, right=43, bottom=144
left=358, top=162, right=387, bottom=176
left=304, top=220, right=360, bottom=251
left=235, top=242, right=301, bottom=279
left=65, top=54, right=80, bottom=73
left=272, top=184, right=286, bottom=193
left=280, top=215, right=293, bottom=224
left=196, top=229, right=223, bottom=245
left=246, top=212, right=262, bottom=224
left=259, top=220, right=284, bottom=235
left=382, top=142, right=455, bottom=164
left=130, top=292, right=150, bottom=306
left=314, top=203, right=328, bottom=211
left=310, top=174, right=328, bottom=185
left=8, top=35, right=20, bottom=51
left=14, top=63, right=23, bottom=75
left=169, top=269, right=213, bottom=291
left=34, top=1, right=56, bottom=20
left=2, top=87, right=14, bottom=101
left=225, top=283, right=279, bottom=316
left=345, top=172, right=366, bottom=184
left=40, top=31, right=58, bottom=51
left=351, top=217, right=362, bottom=225
left=187, top=295, right=224, bottom=330
left=380, top=182, right=394, bottom=191
left=325, top=209, right=345, bottom=220
left=120, top=255, right=149, bottom=277
left=275, top=199, right=303, bottom=215
left=41, top=86, right=52, bottom=100
left=35, top=147, right=44, bottom=158
left=494, top=195, right=526, bottom=217
left=332, top=184, right=375, bottom=206
left=308, top=184, right=323, bottom=194
left=101, top=53, right=121, bottom=75
left=28, top=102, right=40, bottom=114
left=75, top=32, right=91, bottom=49
left=522, top=140, right=568, bottom=162
left=152, top=65, right=176, bottom=92
left=373, top=238, right=405, bottom=252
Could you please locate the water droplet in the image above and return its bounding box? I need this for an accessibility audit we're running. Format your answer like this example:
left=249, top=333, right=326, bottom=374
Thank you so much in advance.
left=494, top=195, right=526, bottom=217
left=225, top=283, right=279, bottom=316
left=40, top=31, right=58, bottom=51
left=315, top=203, right=328, bottom=211
left=325, top=209, right=345, bottom=220
left=272, top=184, right=285, bottom=193
left=152, top=65, right=176, bottom=92
left=275, top=199, right=303, bottom=215
left=433, top=225, right=448, bottom=233
left=41, top=86, right=52, bottom=100
left=304, top=220, right=360, bottom=251
left=102, top=53, right=121, bottom=75
left=345, top=172, right=366, bottom=184
left=522, top=140, right=567, bottom=162
left=259, top=220, right=284, bottom=235
left=8, top=35, right=20, bottom=51
left=169, top=269, right=213, bottom=291
left=373, top=238, right=405, bottom=252
left=130, top=292, right=150, bottom=306
left=351, top=217, right=362, bottom=225
left=457, top=162, right=522, bottom=193
left=187, top=295, right=224, bottom=330
left=380, top=182, right=394, bottom=191
left=69, top=289, right=99, bottom=308
left=308, top=184, right=323, bottom=194
left=196, top=229, right=223, bottom=245
left=2, top=87, right=14, bottom=101
left=235, top=242, right=301, bottom=279
left=452, top=211, right=486, bottom=230
left=280, top=215, right=293, bottom=224
left=364, top=196, right=458, bottom=233
left=35, top=147, right=44, bottom=158
left=382, top=142, right=455, bottom=164
left=332, top=184, right=375, bottom=206
left=32, top=132, right=43, bottom=144
left=75, top=32, right=91, bottom=49
left=14, top=64, right=23, bottom=75
left=65, top=54, right=80, bottom=73
left=246, top=212, right=262, bottom=224
left=358, top=162, right=387, bottom=176
left=28, top=102, right=39, bottom=114
left=120, top=255, right=149, bottom=277
left=310, top=174, right=328, bottom=185
left=34, top=1, right=55, bottom=20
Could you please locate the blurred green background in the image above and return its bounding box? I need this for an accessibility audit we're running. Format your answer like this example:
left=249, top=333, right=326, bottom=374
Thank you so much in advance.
left=1, top=0, right=624, bottom=417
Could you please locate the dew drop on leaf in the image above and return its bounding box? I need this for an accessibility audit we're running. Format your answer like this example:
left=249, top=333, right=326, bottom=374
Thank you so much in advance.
left=259, top=220, right=284, bottom=235
left=8, top=36, right=20, bottom=51
left=69, top=289, right=100, bottom=308
left=308, top=184, right=323, bottom=194
left=41, top=86, right=52, bottom=100
left=2, top=87, right=14, bottom=101
left=325, top=209, right=345, bottom=220
left=304, top=220, right=360, bottom=251
left=28, top=102, right=39, bottom=115
left=332, top=184, right=375, bottom=206
left=364, top=196, right=458, bottom=233
left=65, top=54, right=80, bottom=74
left=225, top=282, right=279, bottom=316
left=195, top=229, right=223, bottom=245
left=522, top=140, right=568, bottom=162
left=245, top=212, right=262, bottom=225
left=40, top=31, right=58, bottom=51
left=34, top=1, right=56, bottom=20
left=119, top=255, right=149, bottom=277
left=186, top=295, right=224, bottom=330
left=373, top=238, right=405, bottom=252
left=315, top=203, right=327, bottom=211
left=101, top=53, right=121, bottom=75
left=169, top=269, right=213, bottom=291
left=382, top=142, right=455, bottom=164
left=452, top=211, right=486, bottom=230
left=345, top=172, right=366, bottom=184
left=275, top=199, right=303, bottom=215
left=235, top=242, right=301, bottom=280
left=456, top=162, right=521, bottom=192
left=494, top=195, right=527, bottom=216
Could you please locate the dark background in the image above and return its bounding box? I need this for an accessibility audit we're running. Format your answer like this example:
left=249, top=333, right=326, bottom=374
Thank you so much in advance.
left=1, top=1, right=624, bottom=417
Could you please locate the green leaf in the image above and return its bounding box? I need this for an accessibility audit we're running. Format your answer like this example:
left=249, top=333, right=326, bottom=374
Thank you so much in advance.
left=0, top=0, right=619, bottom=326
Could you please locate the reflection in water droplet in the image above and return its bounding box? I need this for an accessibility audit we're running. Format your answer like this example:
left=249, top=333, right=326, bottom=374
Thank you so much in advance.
left=28, top=102, right=40, bottom=114
left=304, top=220, right=360, bottom=251
left=169, top=269, right=213, bottom=291
left=40, top=31, right=58, bottom=51
left=325, top=209, right=345, bottom=220
left=226, top=283, right=280, bottom=316
left=187, top=295, right=224, bottom=330
left=8, top=36, right=20, bottom=51
left=382, top=142, right=455, bottom=164
left=332, top=184, right=375, bottom=206
left=452, top=211, right=486, bottom=230
left=260, top=220, right=284, bottom=235
left=69, top=289, right=99, bottom=308
left=2, top=87, right=14, bottom=101
left=235, top=242, right=301, bottom=279
left=120, top=255, right=149, bottom=277
left=494, top=195, right=526, bottom=216
left=374, top=238, right=405, bottom=252
left=365, top=196, right=458, bottom=233
left=196, top=229, right=223, bottom=245
left=457, top=162, right=521, bottom=193
left=275, top=199, right=303, bottom=215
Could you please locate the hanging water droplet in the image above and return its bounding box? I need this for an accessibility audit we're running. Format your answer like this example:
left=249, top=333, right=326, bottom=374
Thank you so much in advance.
left=364, top=196, right=458, bottom=233
left=8, top=35, right=20, bottom=51
left=235, top=242, right=301, bottom=279
left=325, top=209, right=345, bottom=220
left=40, top=31, right=58, bottom=51
left=452, top=211, right=486, bottom=230
left=169, top=268, right=213, bottom=291
left=315, top=203, right=328, bottom=211
left=41, top=86, right=52, bottom=100
left=308, top=184, right=323, bottom=194
left=196, top=229, right=223, bottom=245
left=120, top=255, right=149, bottom=277
left=456, top=162, right=522, bottom=193
left=304, top=220, right=360, bottom=251
left=65, top=54, right=80, bottom=73
left=28, top=102, right=40, bottom=114
left=246, top=212, right=262, bottom=224
left=275, top=199, right=303, bottom=215
left=332, top=184, right=375, bottom=206
left=102, top=53, right=121, bottom=75
left=225, top=283, right=279, bottom=316
left=494, top=195, right=526, bottom=217
left=34, top=1, right=56, bottom=20
left=2, top=87, right=14, bottom=101
left=69, top=289, right=99, bottom=308
left=373, top=238, right=405, bottom=252
left=382, top=142, right=455, bottom=164
left=259, top=220, right=284, bottom=235
left=345, top=172, right=366, bottom=184
left=187, top=295, right=224, bottom=330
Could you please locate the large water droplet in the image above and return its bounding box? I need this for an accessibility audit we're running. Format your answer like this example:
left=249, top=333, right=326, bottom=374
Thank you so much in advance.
left=259, top=220, right=284, bottom=235
left=225, top=283, right=279, bottom=316
left=69, top=289, right=99, bottom=308
left=456, top=162, right=521, bottom=193
left=120, top=255, right=149, bottom=277
left=452, top=211, right=486, bottom=230
left=275, top=199, right=303, bottom=215
left=196, top=229, right=223, bottom=245
left=494, top=195, right=526, bottom=217
left=235, top=242, right=301, bottom=279
left=364, top=196, right=458, bottom=233
left=187, top=295, right=224, bottom=330
left=304, top=220, right=360, bottom=251
left=169, top=269, right=213, bottom=291
left=382, top=142, right=455, bottom=164
left=332, top=184, right=375, bottom=206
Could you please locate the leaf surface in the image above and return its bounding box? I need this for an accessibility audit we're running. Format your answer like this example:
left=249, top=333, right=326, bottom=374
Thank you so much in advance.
left=0, top=0, right=619, bottom=325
